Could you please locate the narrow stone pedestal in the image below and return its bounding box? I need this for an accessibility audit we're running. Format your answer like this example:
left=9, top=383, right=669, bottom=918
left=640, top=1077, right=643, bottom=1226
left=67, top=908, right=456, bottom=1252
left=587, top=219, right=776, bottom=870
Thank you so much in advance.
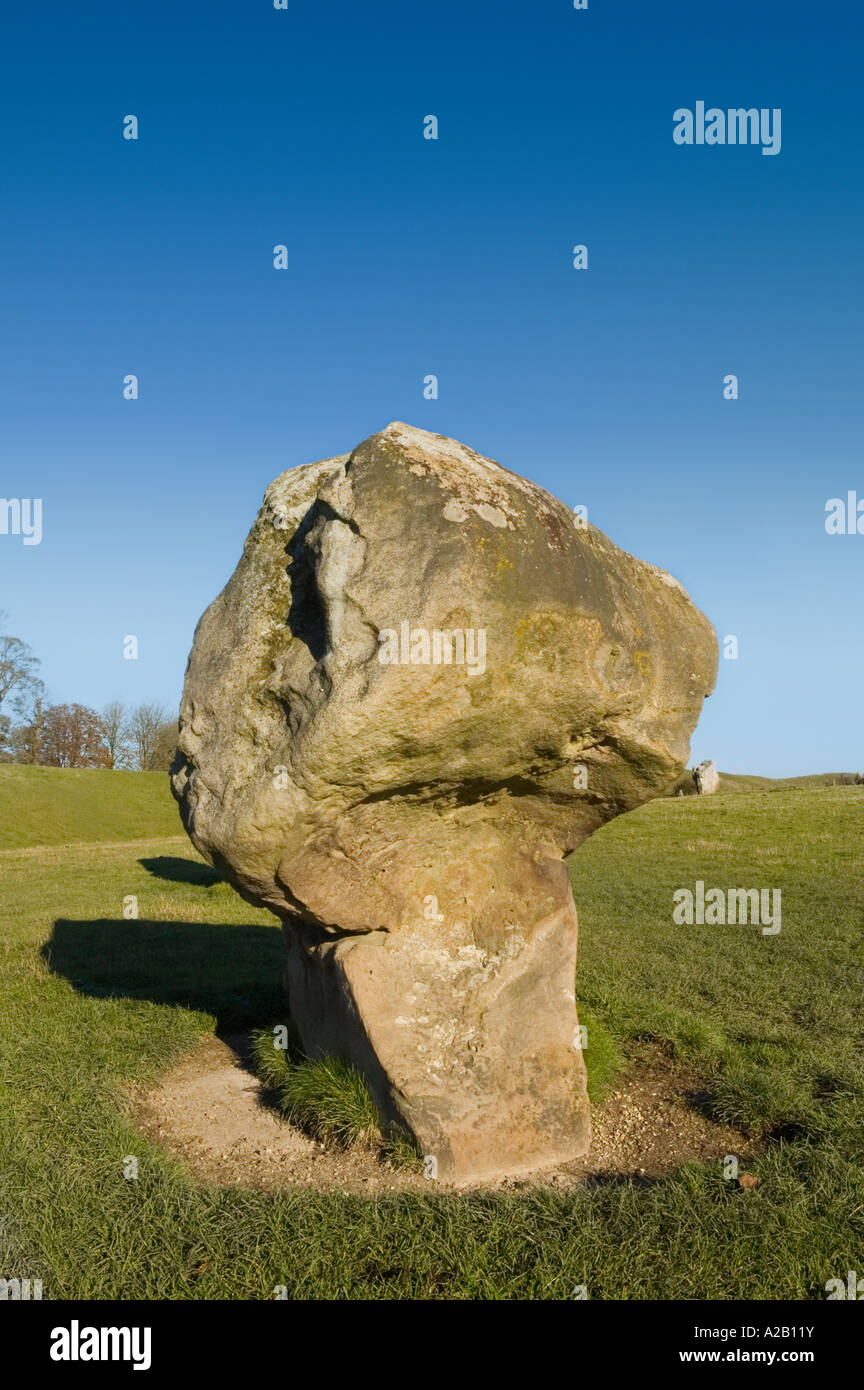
left=282, top=855, right=591, bottom=1186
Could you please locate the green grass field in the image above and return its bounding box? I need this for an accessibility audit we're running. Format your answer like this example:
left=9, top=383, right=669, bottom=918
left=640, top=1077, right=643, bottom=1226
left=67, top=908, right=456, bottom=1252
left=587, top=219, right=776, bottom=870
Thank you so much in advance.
left=673, top=769, right=861, bottom=796
left=0, top=765, right=179, bottom=849
left=1, top=766, right=863, bottom=1299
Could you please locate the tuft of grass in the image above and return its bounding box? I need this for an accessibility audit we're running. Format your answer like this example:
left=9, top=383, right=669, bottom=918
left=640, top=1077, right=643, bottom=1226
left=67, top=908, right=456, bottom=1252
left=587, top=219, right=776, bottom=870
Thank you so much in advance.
left=706, top=1063, right=821, bottom=1139
left=250, top=1023, right=302, bottom=1091
left=624, top=1004, right=728, bottom=1062
left=251, top=1029, right=424, bottom=1167
left=278, top=1056, right=381, bottom=1148
left=381, top=1129, right=425, bottom=1172
left=578, top=1008, right=625, bottom=1104
left=251, top=1027, right=382, bottom=1149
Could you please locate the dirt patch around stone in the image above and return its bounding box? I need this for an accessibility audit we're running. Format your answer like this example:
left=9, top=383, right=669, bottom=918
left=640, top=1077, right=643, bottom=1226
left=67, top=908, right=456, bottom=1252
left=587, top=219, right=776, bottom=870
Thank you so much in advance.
left=132, top=1035, right=752, bottom=1196
left=553, top=1046, right=753, bottom=1187
left=132, top=1034, right=427, bottom=1196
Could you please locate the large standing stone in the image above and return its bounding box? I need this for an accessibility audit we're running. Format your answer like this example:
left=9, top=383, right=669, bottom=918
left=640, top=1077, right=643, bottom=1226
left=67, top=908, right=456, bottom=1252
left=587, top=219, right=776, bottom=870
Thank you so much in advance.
left=172, top=423, right=717, bottom=1184
left=693, top=759, right=720, bottom=795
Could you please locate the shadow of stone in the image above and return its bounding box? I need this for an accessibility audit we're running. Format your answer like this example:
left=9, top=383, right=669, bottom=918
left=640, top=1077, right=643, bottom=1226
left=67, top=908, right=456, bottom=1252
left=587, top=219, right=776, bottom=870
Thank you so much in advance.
left=43, top=917, right=288, bottom=1033
left=137, top=856, right=222, bottom=887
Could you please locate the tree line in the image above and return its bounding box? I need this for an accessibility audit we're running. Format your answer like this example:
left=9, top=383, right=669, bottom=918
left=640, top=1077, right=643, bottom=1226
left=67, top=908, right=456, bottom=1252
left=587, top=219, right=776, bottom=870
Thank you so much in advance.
left=0, top=613, right=176, bottom=770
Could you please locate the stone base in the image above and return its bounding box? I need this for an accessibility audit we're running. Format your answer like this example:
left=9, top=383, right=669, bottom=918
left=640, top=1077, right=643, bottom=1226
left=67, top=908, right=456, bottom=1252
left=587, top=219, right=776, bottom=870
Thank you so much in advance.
left=281, top=873, right=591, bottom=1186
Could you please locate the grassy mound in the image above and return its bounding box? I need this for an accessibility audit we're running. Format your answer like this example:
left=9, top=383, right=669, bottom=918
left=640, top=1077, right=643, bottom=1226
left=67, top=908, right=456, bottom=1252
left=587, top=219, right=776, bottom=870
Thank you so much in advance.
left=0, top=765, right=179, bottom=850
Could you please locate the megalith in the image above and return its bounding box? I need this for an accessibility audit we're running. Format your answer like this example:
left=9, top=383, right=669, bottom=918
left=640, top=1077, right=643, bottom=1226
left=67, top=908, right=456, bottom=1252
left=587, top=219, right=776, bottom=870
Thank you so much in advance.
left=693, top=759, right=720, bottom=795
left=172, top=422, right=717, bottom=1183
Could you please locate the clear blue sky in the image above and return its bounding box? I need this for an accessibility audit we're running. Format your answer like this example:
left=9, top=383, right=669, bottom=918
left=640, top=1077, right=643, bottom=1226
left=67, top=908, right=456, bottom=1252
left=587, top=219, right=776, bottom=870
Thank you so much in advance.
left=1, top=1, right=861, bottom=776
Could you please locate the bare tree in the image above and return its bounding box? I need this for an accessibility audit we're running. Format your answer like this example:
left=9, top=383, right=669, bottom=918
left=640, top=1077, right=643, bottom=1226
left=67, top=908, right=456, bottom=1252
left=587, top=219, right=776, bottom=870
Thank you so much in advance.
left=152, top=718, right=179, bottom=772
left=41, top=703, right=109, bottom=768
left=127, top=702, right=169, bottom=771
left=8, top=685, right=45, bottom=763
left=0, top=611, right=40, bottom=718
left=101, top=700, right=131, bottom=769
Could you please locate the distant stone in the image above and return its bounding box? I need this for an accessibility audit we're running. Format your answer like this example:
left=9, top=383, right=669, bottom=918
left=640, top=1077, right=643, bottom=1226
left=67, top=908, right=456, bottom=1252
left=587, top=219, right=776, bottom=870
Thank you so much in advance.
left=172, top=422, right=717, bottom=1184
left=693, top=759, right=720, bottom=795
